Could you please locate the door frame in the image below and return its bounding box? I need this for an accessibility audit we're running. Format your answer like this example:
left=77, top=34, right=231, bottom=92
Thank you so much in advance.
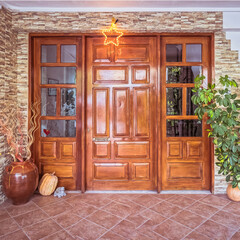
left=29, top=32, right=215, bottom=193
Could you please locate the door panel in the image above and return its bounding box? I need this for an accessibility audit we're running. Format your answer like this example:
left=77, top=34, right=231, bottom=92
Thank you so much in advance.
left=33, top=37, right=81, bottom=190
left=161, top=36, right=211, bottom=190
left=86, top=37, right=157, bottom=190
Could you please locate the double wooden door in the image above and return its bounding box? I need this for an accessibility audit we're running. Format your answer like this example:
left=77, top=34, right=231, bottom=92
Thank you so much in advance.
left=86, top=37, right=157, bottom=190
left=32, top=34, right=212, bottom=191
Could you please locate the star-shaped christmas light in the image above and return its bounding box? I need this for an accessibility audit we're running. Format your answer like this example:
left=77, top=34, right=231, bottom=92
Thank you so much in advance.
left=102, top=18, right=123, bottom=46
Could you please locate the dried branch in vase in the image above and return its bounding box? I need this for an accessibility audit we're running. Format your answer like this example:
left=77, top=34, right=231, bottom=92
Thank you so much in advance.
left=0, top=102, right=40, bottom=162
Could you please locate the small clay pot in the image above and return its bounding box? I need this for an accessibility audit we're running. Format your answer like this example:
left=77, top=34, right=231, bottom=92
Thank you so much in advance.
left=227, top=184, right=240, bottom=202
left=2, top=161, right=39, bottom=205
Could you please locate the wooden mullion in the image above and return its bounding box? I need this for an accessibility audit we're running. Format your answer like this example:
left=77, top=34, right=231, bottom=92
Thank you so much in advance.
left=182, top=87, right=187, bottom=116
left=166, top=115, right=198, bottom=120
left=165, top=62, right=202, bottom=66
left=56, top=87, right=61, bottom=116
left=40, top=63, right=77, bottom=67
left=166, top=83, right=195, bottom=88
left=182, top=43, right=186, bottom=63
left=57, top=43, right=61, bottom=63
left=41, top=84, right=76, bottom=88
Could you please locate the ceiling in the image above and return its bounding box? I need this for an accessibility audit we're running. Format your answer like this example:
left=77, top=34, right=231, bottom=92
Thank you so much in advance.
left=1, top=0, right=240, bottom=12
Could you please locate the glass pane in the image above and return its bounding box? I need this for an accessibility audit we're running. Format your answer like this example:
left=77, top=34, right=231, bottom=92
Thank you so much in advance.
left=41, top=88, right=56, bottom=116
left=61, top=88, right=76, bottom=116
left=41, top=67, right=76, bottom=84
left=41, top=45, right=57, bottom=63
left=167, top=120, right=202, bottom=137
left=166, top=88, right=182, bottom=115
left=166, top=44, right=182, bottom=62
left=187, top=88, right=198, bottom=115
left=61, top=45, right=76, bottom=63
left=166, top=66, right=201, bottom=83
left=41, top=120, right=76, bottom=137
left=186, top=44, right=202, bottom=62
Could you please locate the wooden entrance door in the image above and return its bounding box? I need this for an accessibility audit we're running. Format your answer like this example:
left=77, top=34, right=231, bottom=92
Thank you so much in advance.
left=160, top=36, right=211, bottom=190
left=86, top=37, right=157, bottom=190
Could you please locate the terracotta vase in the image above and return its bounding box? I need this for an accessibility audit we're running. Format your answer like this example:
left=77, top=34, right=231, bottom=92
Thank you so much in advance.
left=2, top=160, right=39, bottom=205
left=227, top=184, right=240, bottom=202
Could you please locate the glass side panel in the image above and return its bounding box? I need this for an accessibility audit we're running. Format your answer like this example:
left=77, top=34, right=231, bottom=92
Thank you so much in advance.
left=166, top=66, right=202, bottom=83
left=166, top=88, right=182, bottom=115
left=166, top=44, right=182, bottom=62
left=41, top=67, right=76, bottom=84
left=61, top=45, right=76, bottom=63
left=41, top=120, right=76, bottom=137
left=167, top=120, right=202, bottom=137
left=187, top=88, right=198, bottom=115
left=41, top=88, right=56, bottom=116
left=41, top=45, right=57, bottom=63
left=61, top=88, right=76, bottom=116
left=186, top=44, right=202, bottom=62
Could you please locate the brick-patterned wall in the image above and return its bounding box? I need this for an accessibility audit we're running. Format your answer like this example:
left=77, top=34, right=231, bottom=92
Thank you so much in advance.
left=0, top=8, right=239, bottom=202
left=0, top=7, right=17, bottom=203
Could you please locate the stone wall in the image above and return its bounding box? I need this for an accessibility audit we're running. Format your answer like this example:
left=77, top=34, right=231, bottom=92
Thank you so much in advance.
left=0, top=7, right=17, bottom=203
left=0, top=8, right=239, bottom=201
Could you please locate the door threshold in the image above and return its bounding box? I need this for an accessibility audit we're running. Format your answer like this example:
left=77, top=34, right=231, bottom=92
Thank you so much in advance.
left=85, top=190, right=158, bottom=194
left=66, top=190, right=211, bottom=194
left=160, top=190, right=211, bottom=194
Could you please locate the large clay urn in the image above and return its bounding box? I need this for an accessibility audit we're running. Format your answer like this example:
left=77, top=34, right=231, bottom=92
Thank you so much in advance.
left=2, top=160, right=39, bottom=205
left=227, top=184, right=240, bottom=202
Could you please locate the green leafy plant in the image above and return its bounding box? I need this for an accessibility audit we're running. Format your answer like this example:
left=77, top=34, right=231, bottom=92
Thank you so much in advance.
left=192, top=75, right=240, bottom=189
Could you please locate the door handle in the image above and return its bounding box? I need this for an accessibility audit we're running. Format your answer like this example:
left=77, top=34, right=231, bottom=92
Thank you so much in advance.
left=93, top=137, right=110, bottom=142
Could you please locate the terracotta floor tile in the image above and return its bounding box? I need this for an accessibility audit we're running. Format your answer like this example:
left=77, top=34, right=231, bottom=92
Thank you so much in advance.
left=86, top=210, right=122, bottom=229
left=223, top=201, right=240, bottom=216
left=6, top=201, right=38, bottom=217
left=140, top=209, right=166, bottom=225
left=167, top=195, right=196, bottom=208
left=196, top=220, right=234, bottom=240
left=112, top=220, right=137, bottom=238
left=31, top=194, right=61, bottom=207
left=82, top=197, right=112, bottom=208
left=171, top=210, right=207, bottom=229
left=53, top=210, right=82, bottom=228
left=23, top=218, right=61, bottom=240
left=0, top=218, right=19, bottom=236
left=186, top=202, right=219, bottom=218
left=154, top=219, right=192, bottom=240
left=129, top=231, right=153, bottom=240
left=65, top=195, right=89, bottom=207
left=42, top=200, right=73, bottom=217
left=0, top=209, right=11, bottom=222
left=133, top=195, right=161, bottom=208
left=231, top=231, right=240, bottom=240
left=106, top=194, right=142, bottom=201
left=210, top=210, right=240, bottom=230
left=0, top=230, right=28, bottom=240
left=184, top=231, right=211, bottom=240
left=201, top=195, right=230, bottom=208
left=150, top=201, right=182, bottom=218
left=137, top=220, right=166, bottom=240
left=13, top=208, right=49, bottom=227
left=74, top=204, right=98, bottom=218
left=67, top=219, right=106, bottom=240
left=99, top=231, right=126, bottom=240
left=125, top=213, right=148, bottom=228
left=102, top=202, right=132, bottom=218
left=214, top=194, right=229, bottom=200
left=42, top=230, right=75, bottom=240
left=152, top=194, right=175, bottom=200
left=181, top=194, right=209, bottom=201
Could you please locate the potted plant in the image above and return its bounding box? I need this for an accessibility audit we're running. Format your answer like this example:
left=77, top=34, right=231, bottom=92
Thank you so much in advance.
left=192, top=75, right=240, bottom=201
left=0, top=102, right=40, bottom=205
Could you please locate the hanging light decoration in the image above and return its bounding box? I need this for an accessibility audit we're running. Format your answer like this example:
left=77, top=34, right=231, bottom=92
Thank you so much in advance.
left=102, top=17, right=123, bottom=46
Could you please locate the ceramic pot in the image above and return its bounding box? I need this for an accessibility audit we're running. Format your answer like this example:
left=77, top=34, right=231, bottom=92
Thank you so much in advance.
left=2, top=160, right=39, bottom=205
left=227, top=184, right=240, bottom=202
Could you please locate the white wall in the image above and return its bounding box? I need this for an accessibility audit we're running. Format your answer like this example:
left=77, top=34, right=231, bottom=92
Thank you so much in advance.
left=223, top=12, right=240, bottom=61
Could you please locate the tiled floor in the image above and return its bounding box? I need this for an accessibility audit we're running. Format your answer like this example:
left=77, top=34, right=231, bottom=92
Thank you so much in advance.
left=0, top=193, right=240, bottom=240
